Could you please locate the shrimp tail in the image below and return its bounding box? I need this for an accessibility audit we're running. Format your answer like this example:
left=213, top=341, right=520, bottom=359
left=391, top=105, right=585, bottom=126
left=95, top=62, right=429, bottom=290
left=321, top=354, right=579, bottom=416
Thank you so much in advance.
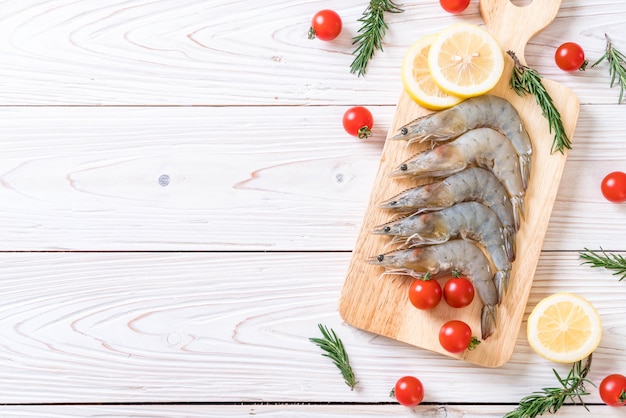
left=520, top=154, right=531, bottom=191
left=481, top=304, right=497, bottom=340
left=503, top=225, right=516, bottom=262
left=493, top=270, right=510, bottom=304
left=511, top=196, right=524, bottom=230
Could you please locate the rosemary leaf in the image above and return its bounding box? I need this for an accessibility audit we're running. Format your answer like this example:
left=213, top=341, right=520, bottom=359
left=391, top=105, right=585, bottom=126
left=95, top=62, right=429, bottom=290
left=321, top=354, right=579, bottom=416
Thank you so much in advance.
left=350, top=0, right=403, bottom=77
left=507, top=50, right=571, bottom=154
left=580, top=247, right=626, bottom=281
left=504, top=356, right=593, bottom=418
left=309, top=323, right=358, bottom=390
left=592, top=34, right=626, bottom=104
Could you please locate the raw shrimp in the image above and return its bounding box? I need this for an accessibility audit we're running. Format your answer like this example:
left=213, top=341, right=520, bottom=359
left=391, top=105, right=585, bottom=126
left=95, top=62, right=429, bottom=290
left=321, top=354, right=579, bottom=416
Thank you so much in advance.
left=380, top=167, right=517, bottom=260
left=372, top=201, right=511, bottom=301
left=368, top=239, right=498, bottom=339
left=391, top=127, right=525, bottom=228
left=391, top=95, right=532, bottom=190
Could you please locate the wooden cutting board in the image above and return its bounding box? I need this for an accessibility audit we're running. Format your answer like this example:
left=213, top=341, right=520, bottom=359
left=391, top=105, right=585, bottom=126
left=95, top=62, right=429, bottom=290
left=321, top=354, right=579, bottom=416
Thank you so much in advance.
left=339, top=0, right=579, bottom=368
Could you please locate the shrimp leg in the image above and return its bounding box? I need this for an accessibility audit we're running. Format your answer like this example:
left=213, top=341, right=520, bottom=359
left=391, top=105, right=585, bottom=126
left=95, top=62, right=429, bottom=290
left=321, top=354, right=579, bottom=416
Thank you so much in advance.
left=372, top=201, right=511, bottom=300
left=380, top=167, right=517, bottom=260
left=391, top=95, right=532, bottom=190
left=391, top=127, right=526, bottom=229
left=368, top=240, right=498, bottom=340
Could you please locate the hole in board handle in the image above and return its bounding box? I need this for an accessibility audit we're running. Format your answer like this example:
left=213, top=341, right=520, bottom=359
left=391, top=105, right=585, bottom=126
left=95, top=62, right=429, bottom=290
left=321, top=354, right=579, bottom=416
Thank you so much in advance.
left=509, top=0, right=532, bottom=6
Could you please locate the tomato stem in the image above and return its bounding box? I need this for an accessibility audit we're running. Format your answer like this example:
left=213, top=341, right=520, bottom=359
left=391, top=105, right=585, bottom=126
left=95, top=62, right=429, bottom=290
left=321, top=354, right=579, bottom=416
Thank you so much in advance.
left=468, top=336, right=481, bottom=351
left=357, top=125, right=372, bottom=139
left=307, top=27, right=316, bottom=40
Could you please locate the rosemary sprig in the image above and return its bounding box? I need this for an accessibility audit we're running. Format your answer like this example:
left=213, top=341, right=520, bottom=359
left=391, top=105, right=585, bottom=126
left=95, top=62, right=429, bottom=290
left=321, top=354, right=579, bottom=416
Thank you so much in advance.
left=592, top=34, right=626, bottom=104
left=504, top=356, right=593, bottom=418
left=507, top=50, right=571, bottom=154
left=350, top=0, right=403, bottom=77
left=580, top=247, right=626, bottom=281
left=309, top=323, right=358, bottom=390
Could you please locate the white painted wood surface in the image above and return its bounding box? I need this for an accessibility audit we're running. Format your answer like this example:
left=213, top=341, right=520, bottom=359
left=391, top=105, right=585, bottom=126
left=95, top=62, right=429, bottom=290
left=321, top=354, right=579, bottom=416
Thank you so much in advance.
left=1, top=0, right=626, bottom=416
left=1, top=404, right=625, bottom=417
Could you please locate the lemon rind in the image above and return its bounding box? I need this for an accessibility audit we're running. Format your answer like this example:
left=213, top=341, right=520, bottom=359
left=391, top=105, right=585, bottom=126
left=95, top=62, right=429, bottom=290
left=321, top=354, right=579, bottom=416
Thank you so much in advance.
left=527, top=293, right=602, bottom=363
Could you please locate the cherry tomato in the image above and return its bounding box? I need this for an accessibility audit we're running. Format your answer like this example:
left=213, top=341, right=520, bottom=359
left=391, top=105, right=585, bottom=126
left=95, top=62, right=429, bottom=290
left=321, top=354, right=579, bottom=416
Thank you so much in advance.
left=308, top=10, right=342, bottom=41
left=408, top=277, right=442, bottom=310
left=393, top=376, right=424, bottom=407
left=439, top=320, right=473, bottom=354
left=343, top=106, right=374, bottom=139
left=599, top=374, right=626, bottom=407
left=439, top=0, right=470, bottom=14
left=601, top=171, right=626, bottom=203
left=443, top=276, right=474, bottom=308
left=555, top=42, right=587, bottom=71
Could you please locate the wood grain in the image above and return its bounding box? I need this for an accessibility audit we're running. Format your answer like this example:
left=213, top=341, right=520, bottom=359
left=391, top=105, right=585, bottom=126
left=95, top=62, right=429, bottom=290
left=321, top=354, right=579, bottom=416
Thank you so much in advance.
left=340, top=0, right=580, bottom=367
left=0, top=0, right=623, bottom=106
left=0, top=404, right=624, bottom=417
left=0, top=105, right=624, bottom=251
left=0, top=251, right=624, bottom=404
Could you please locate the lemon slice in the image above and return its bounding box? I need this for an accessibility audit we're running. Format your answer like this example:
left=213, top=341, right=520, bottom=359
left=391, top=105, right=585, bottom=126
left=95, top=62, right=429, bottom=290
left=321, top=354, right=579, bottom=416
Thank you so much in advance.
left=527, top=293, right=602, bottom=363
left=401, top=34, right=464, bottom=110
left=428, top=23, right=504, bottom=98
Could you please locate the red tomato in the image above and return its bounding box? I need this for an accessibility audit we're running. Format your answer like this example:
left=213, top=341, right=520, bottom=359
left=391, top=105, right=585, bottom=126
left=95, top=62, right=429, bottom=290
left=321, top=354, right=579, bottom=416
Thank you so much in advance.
left=343, top=106, right=374, bottom=139
left=555, top=42, right=587, bottom=71
left=408, top=278, right=442, bottom=310
left=443, top=276, right=474, bottom=308
left=599, top=374, right=626, bottom=407
left=393, top=376, right=424, bottom=407
left=601, top=171, right=626, bottom=203
left=439, top=320, right=472, bottom=353
left=308, top=10, right=342, bottom=41
left=439, top=0, right=470, bottom=13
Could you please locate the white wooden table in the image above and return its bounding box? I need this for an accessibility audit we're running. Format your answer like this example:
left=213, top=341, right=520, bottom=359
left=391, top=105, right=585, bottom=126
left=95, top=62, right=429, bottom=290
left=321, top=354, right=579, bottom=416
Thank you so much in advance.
left=1, top=0, right=625, bottom=416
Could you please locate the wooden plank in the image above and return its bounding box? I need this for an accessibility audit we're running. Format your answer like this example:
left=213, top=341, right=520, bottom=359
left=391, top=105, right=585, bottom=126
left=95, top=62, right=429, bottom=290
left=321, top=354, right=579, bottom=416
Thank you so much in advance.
left=0, top=105, right=624, bottom=251
left=0, top=251, right=623, bottom=404
left=0, top=105, right=388, bottom=251
left=0, top=0, right=623, bottom=106
left=0, top=404, right=623, bottom=417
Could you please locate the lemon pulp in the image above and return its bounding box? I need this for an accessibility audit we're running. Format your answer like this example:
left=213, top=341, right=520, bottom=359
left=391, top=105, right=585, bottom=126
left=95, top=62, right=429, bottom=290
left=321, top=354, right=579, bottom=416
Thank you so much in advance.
left=401, top=34, right=463, bottom=110
left=428, top=23, right=504, bottom=98
left=527, top=293, right=602, bottom=363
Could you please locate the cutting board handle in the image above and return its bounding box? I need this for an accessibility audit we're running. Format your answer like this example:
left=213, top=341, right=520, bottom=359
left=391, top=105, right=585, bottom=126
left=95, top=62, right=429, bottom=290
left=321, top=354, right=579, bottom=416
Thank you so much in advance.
left=480, top=0, right=562, bottom=65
